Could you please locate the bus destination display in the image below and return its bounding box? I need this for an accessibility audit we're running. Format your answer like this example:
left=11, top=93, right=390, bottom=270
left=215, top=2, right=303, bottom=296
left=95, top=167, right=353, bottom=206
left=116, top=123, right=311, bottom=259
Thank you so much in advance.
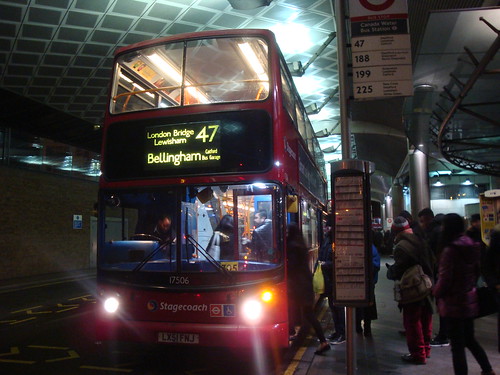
left=145, top=121, right=221, bottom=170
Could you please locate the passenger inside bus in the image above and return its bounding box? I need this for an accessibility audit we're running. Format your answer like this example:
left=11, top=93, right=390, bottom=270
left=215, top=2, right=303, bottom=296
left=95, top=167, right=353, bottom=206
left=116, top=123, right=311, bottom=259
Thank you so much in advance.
left=242, top=209, right=273, bottom=262
left=207, top=214, right=235, bottom=260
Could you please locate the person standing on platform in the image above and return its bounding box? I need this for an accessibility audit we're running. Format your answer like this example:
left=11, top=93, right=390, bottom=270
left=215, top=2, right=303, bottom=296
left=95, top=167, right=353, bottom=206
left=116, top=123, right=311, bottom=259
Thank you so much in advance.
left=286, top=223, right=330, bottom=355
left=417, top=209, right=450, bottom=348
left=433, top=213, right=496, bottom=375
left=356, top=242, right=380, bottom=337
left=318, top=218, right=346, bottom=345
left=483, top=223, right=500, bottom=353
left=466, top=213, right=488, bottom=280
left=387, top=216, right=435, bottom=365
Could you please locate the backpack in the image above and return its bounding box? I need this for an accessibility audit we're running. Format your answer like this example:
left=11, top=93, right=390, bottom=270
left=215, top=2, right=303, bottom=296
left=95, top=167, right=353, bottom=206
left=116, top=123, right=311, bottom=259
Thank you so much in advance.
left=394, top=264, right=432, bottom=304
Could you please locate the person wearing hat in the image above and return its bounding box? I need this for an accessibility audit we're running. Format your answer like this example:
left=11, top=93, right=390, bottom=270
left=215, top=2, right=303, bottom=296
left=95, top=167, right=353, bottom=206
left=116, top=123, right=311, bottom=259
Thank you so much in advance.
left=387, top=216, right=435, bottom=365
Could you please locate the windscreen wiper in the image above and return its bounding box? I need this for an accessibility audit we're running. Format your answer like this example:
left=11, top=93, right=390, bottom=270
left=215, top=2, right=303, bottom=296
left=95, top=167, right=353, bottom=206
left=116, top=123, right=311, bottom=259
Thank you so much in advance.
left=185, top=234, right=232, bottom=279
left=133, top=240, right=172, bottom=273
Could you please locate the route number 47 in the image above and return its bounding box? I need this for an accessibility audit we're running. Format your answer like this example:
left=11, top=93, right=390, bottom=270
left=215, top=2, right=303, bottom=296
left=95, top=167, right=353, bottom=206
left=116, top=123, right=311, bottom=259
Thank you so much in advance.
left=196, top=125, right=219, bottom=143
left=354, top=40, right=365, bottom=48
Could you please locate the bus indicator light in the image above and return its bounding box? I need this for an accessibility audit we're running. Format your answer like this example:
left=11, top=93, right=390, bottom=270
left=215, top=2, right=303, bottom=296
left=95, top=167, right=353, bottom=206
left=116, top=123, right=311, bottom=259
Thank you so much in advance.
left=261, top=291, right=273, bottom=302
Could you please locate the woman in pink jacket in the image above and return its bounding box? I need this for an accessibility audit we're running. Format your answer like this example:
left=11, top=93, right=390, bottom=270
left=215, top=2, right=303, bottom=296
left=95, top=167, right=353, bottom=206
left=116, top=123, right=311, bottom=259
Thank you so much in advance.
left=433, top=213, right=495, bottom=375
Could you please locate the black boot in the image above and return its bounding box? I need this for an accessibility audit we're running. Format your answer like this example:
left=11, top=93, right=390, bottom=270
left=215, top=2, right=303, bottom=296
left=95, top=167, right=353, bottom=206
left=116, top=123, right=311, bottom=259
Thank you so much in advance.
left=363, top=320, right=372, bottom=337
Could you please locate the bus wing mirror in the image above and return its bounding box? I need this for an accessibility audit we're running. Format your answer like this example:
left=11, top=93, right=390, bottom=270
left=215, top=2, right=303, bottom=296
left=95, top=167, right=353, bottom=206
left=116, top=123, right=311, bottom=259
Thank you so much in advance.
left=287, top=195, right=298, bottom=213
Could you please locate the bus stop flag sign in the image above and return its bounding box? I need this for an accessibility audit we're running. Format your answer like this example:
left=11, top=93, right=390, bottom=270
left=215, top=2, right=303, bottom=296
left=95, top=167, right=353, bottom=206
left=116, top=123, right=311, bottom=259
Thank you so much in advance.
left=349, top=0, right=413, bottom=99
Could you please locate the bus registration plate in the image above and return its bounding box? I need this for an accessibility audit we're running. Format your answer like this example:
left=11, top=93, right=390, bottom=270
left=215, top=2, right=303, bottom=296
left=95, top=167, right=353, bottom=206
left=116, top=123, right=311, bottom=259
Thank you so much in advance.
left=158, top=332, right=199, bottom=344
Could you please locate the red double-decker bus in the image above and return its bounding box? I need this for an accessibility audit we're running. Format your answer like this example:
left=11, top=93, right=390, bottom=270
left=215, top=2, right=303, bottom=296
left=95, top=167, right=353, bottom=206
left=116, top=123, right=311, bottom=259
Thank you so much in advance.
left=95, top=29, right=327, bottom=350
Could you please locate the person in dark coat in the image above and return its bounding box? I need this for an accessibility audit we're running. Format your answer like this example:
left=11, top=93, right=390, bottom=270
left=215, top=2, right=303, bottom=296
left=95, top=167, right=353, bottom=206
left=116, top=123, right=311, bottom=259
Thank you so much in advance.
left=207, top=214, right=234, bottom=260
left=356, top=243, right=380, bottom=337
left=287, top=223, right=330, bottom=354
left=484, top=223, right=500, bottom=303
left=243, top=210, right=273, bottom=261
left=387, top=216, right=435, bottom=365
left=433, top=213, right=495, bottom=375
left=318, top=220, right=345, bottom=344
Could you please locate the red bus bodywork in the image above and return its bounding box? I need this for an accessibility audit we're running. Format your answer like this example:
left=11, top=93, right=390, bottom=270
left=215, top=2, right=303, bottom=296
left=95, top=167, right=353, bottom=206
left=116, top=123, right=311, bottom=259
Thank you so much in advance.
left=96, top=29, right=326, bottom=349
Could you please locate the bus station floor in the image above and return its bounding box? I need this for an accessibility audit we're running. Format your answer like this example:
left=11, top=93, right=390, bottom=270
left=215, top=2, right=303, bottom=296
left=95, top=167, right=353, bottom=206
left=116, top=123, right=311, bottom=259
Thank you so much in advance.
left=1, top=259, right=498, bottom=375
left=291, top=256, right=500, bottom=375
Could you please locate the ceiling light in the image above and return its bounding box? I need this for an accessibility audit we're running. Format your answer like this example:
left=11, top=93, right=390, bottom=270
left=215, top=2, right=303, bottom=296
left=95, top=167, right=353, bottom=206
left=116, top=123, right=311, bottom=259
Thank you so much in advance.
left=433, top=180, right=444, bottom=187
left=271, top=23, right=313, bottom=54
left=462, top=178, right=473, bottom=185
left=228, top=0, right=271, bottom=10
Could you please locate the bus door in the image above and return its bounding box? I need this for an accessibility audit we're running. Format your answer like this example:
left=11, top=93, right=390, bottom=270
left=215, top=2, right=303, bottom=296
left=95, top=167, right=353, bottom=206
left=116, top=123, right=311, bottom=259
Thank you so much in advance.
left=233, top=186, right=279, bottom=264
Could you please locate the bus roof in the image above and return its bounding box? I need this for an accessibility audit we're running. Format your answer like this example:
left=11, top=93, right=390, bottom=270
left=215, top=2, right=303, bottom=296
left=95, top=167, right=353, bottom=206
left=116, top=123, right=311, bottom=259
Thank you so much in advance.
left=114, top=28, right=277, bottom=57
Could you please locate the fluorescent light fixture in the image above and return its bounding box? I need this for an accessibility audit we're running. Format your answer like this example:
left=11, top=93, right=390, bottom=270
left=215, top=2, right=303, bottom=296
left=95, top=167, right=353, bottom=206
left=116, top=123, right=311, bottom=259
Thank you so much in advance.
left=148, top=53, right=182, bottom=84
left=148, top=52, right=209, bottom=104
left=237, top=42, right=269, bottom=84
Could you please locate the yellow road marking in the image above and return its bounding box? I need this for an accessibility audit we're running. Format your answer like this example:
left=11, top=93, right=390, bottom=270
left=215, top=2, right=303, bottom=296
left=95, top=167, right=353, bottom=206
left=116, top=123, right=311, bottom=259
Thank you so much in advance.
left=284, top=347, right=307, bottom=375
left=0, top=346, right=20, bottom=356
left=69, top=294, right=93, bottom=301
left=55, top=303, right=80, bottom=313
left=9, top=317, right=37, bottom=325
left=0, top=317, right=37, bottom=325
left=11, top=305, right=43, bottom=314
left=0, top=358, right=37, bottom=364
left=26, top=308, right=52, bottom=315
left=45, top=350, right=79, bottom=363
left=80, top=365, right=133, bottom=373
left=28, top=345, right=69, bottom=350
left=0, top=346, right=36, bottom=364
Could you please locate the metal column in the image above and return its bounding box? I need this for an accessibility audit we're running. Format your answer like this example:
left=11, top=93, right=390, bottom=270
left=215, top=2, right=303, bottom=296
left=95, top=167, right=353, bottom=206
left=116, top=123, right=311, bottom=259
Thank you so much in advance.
left=409, top=148, right=430, bottom=215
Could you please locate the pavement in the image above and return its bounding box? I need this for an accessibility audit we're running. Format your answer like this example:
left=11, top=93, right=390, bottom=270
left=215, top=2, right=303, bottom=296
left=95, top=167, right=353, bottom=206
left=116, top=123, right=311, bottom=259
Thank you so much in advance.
left=289, top=256, right=500, bottom=375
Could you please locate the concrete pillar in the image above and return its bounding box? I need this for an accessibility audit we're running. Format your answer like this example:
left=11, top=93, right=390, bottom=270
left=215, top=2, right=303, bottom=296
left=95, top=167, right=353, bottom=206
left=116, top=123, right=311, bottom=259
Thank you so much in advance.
left=409, top=148, right=430, bottom=216
left=490, top=176, right=500, bottom=189
left=391, top=183, right=404, bottom=218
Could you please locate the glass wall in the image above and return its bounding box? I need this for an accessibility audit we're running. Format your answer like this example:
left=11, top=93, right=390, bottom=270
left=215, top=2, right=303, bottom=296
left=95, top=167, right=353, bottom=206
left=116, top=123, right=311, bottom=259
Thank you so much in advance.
left=0, top=127, right=100, bottom=181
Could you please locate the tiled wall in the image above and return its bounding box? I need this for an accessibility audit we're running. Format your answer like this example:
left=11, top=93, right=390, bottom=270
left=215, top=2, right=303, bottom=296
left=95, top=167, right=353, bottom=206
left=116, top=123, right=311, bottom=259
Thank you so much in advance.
left=0, top=165, right=98, bottom=280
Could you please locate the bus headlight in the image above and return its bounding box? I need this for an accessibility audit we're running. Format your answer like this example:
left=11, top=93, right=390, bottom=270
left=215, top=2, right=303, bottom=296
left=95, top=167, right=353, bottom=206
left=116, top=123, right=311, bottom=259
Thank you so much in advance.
left=241, top=299, right=263, bottom=324
left=104, top=296, right=120, bottom=313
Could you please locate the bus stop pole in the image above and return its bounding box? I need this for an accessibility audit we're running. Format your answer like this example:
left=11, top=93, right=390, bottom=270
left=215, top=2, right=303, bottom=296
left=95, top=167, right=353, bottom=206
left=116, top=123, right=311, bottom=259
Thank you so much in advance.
left=333, top=0, right=356, bottom=374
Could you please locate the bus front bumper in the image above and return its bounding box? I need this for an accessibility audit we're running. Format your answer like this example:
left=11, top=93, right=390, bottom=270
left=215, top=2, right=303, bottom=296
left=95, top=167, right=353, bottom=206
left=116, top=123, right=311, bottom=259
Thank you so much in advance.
left=95, top=319, right=289, bottom=348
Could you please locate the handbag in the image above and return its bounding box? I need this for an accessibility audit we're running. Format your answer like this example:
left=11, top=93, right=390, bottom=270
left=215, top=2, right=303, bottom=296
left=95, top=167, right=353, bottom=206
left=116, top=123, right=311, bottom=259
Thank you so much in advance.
left=208, top=232, right=221, bottom=260
left=313, top=263, right=325, bottom=294
left=394, top=264, right=432, bottom=304
left=476, top=286, right=498, bottom=318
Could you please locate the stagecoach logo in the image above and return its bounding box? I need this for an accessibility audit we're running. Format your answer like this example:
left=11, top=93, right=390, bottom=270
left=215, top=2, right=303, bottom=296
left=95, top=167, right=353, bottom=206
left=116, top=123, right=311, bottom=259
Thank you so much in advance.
left=147, top=300, right=159, bottom=312
left=147, top=300, right=209, bottom=313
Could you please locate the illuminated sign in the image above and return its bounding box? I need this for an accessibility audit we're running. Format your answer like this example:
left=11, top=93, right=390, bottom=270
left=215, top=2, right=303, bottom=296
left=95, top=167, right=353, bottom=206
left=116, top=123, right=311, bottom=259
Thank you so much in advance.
left=145, top=121, right=221, bottom=170
left=103, top=110, right=272, bottom=180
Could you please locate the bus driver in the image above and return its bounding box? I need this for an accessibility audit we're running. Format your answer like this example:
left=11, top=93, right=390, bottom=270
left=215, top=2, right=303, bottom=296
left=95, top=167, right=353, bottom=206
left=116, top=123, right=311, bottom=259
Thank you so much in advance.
left=243, top=210, right=273, bottom=261
left=153, top=214, right=176, bottom=244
